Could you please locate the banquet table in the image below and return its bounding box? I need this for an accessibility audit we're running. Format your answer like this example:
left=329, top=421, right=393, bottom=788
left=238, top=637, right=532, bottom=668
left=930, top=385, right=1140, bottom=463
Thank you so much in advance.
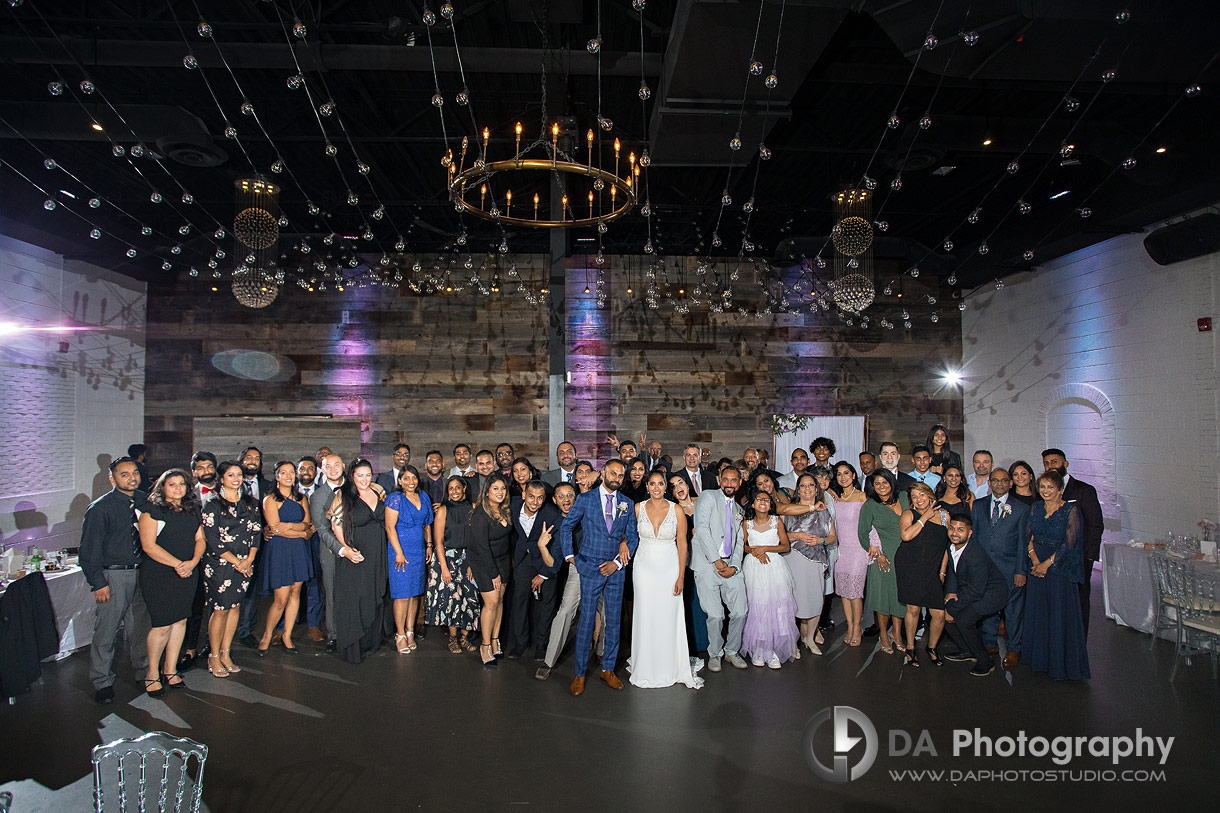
left=1102, top=542, right=1220, bottom=640
left=0, top=566, right=94, bottom=659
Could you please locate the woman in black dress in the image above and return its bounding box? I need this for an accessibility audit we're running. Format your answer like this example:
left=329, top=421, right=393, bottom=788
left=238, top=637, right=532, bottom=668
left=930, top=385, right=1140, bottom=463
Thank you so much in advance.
left=1008, top=460, right=1038, bottom=506
left=926, top=424, right=963, bottom=476
left=200, top=461, right=261, bottom=678
left=328, top=459, right=389, bottom=664
left=466, top=473, right=512, bottom=666
left=138, top=469, right=205, bottom=696
left=621, top=458, right=649, bottom=503
left=509, top=457, right=539, bottom=498
left=426, top=476, right=481, bottom=653
left=895, top=482, right=950, bottom=667
left=934, top=464, right=974, bottom=514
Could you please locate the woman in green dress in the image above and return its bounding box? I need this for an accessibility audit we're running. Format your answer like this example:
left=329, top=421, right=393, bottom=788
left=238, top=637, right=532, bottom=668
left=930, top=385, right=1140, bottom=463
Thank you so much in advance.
left=858, top=469, right=910, bottom=654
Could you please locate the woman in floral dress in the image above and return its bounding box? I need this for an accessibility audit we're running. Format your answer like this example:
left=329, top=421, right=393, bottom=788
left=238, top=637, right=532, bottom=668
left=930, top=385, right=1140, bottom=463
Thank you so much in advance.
left=200, top=461, right=262, bottom=677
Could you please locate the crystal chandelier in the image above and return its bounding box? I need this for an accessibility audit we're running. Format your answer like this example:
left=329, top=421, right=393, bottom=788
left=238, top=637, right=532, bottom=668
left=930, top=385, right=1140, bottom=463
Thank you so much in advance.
left=830, top=188, right=875, bottom=314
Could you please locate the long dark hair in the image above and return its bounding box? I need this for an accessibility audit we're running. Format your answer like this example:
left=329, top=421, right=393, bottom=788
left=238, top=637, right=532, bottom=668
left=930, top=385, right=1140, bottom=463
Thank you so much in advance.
left=934, top=464, right=971, bottom=503
left=335, top=458, right=378, bottom=549
left=472, top=472, right=511, bottom=525
left=926, top=424, right=953, bottom=455
left=216, top=461, right=259, bottom=514
left=830, top=461, right=858, bottom=496
left=868, top=469, right=900, bottom=506
left=1009, top=460, right=1036, bottom=492
left=395, top=464, right=422, bottom=494
left=268, top=460, right=302, bottom=503
left=148, top=468, right=202, bottom=516
left=743, top=487, right=775, bottom=521
left=442, top=474, right=470, bottom=507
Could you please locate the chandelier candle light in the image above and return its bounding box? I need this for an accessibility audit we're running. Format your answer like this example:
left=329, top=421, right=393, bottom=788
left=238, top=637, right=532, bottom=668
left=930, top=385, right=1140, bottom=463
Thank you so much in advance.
left=830, top=187, right=876, bottom=314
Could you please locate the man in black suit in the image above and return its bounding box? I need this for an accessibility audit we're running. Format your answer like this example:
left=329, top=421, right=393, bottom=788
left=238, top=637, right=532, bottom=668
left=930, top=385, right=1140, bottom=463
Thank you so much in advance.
left=506, top=480, right=563, bottom=660
left=971, top=469, right=1030, bottom=668
left=866, top=442, right=915, bottom=499
left=420, top=450, right=446, bottom=506
left=675, top=444, right=717, bottom=498
left=127, top=443, right=152, bottom=492
left=236, top=445, right=274, bottom=646
left=1042, top=448, right=1104, bottom=637
left=376, top=443, right=410, bottom=493
left=466, top=449, right=496, bottom=501
left=942, top=514, right=1010, bottom=676
left=495, top=442, right=515, bottom=477
left=542, top=441, right=579, bottom=487
left=642, top=437, right=669, bottom=473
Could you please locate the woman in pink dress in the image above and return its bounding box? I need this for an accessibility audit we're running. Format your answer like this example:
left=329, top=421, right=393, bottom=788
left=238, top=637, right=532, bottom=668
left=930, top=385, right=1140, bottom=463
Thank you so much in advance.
left=830, top=462, right=869, bottom=646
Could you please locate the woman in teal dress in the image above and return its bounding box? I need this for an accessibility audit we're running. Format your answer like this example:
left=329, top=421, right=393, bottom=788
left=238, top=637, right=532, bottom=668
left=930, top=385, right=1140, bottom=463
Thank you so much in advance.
left=1024, top=470, right=1090, bottom=680
left=858, top=469, right=910, bottom=654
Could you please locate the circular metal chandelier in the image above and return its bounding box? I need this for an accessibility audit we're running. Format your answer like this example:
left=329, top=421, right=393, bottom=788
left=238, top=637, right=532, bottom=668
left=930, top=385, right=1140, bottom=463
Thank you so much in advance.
left=832, top=272, right=876, bottom=313
left=232, top=266, right=279, bottom=308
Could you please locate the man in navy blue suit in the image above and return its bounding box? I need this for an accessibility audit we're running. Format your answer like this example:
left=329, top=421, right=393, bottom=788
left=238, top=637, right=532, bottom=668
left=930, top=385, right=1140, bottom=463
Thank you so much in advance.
left=942, top=514, right=1010, bottom=677
left=971, top=468, right=1030, bottom=668
left=560, top=459, right=639, bottom=695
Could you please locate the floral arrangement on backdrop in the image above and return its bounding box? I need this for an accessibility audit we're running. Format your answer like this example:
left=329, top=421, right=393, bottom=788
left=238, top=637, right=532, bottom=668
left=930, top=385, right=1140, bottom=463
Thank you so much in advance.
left=769, top=414, right=811, bottom=435
left=1199, top=519, right=1216, bottom=541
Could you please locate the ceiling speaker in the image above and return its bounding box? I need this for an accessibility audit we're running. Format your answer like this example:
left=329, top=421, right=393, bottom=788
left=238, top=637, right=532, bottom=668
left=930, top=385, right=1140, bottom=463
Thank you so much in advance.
left=1143, top=213, right=1220, bottom=265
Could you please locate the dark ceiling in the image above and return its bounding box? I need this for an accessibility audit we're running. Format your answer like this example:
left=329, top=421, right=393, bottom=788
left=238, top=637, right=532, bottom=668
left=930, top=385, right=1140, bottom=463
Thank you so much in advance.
left=1, top=0, right=1218, bottom=297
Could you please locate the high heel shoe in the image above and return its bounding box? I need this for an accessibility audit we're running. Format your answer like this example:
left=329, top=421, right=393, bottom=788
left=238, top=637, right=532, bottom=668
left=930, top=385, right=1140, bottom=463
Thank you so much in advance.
left=144, top=677, right=165, bottom=698
left=207, top=655, right=229, bottom=678
left=904, top=650, right=920, bottom=667
left=879, top=640, right=894, bottom=654
left=491, top=637, right=502, bottom=658
left=163, top=671, right=187, bottom=689
left=925, top=647, right=943, bottom=666
left=219, top=649, right=240, bottom=673
left=406, top=631, right=417, bottom=652
left=480, top=643, right=498, bottom=667
left=395, top=633, right=411, bottom=654
left=805, top=638, right=824, bottom=656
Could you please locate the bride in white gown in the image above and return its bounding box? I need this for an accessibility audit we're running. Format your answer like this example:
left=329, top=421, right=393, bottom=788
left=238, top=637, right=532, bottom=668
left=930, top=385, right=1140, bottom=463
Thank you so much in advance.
left=628, top=472, right=703, bottom=689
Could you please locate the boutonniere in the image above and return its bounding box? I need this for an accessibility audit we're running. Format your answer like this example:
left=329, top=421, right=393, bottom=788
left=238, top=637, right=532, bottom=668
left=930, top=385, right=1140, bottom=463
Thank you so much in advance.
left=1000, top=503, right=1013, bottom=518
left=616, top=501, right=628, bottom=517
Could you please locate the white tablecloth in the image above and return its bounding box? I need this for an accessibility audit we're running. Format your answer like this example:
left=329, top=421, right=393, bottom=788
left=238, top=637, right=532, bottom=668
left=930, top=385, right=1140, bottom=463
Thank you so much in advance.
left=1102, top=543, right=1220, bottom=640
left=0, top=566, right=95, bottom=659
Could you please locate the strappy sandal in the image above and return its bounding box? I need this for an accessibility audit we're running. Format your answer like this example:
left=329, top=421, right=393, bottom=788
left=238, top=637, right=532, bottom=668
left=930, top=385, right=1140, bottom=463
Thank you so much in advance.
left=144, top=677, right=165, bottom=698
left=206, top=654, right=229, bottom=678
left=406, top=631, right=418, bottom=652
left=904, top=650, right=920, bottom=668
left=491, top=637, right=503, bottom=657
left=480, top=643, right=498, bottom=667
left=459, top=635, right=478, bottom=652
left=163, top=672, right=186, bottom=690
left=925, top=647, right=944, bottom=666
left=219, top=649, right=241, bottom=673
left=447, top=635, right=463, bottom=654
left=395, top=633, right=411, bottom=654
left=879, top=641, right=894, bottom=654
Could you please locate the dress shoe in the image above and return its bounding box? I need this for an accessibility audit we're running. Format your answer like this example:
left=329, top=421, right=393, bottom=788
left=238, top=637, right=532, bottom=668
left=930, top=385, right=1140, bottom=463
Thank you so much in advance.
left=970, top=663, right=996, bottom=677
left=307, top=626, right=325, bottom=642
left=599, top=670, right=624, bottom=690
left=94, top=686, right=115, bottom=705
left=724, top=652, right=749, bottom=669
left=569, top=675, right=586, bottom=696
left=707, top=656, right=722, bottom=672
left=861, top=623, right=880, bottom=638
left=324, top=639, right=337, bottom=652
left=176, top=652, right=195, bottom=673
left=506, top=647, right=526, bottom=660
left=238, top=634, right=258, bottom=649
left=1003, top=651, right=1021, bottom=668
left=818, top=619, right=835, bottom=632
left=534, top=649, right=547, bottom=662
left=535, top=666, right=551, bottom=681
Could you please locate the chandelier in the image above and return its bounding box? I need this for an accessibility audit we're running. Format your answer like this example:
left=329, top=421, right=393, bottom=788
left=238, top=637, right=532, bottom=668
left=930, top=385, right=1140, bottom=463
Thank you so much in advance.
left=231, top=266, right=279, bottom=309
left=446, top=121, right=638, bottom=230
left=830, top=187, right=875, bottom=314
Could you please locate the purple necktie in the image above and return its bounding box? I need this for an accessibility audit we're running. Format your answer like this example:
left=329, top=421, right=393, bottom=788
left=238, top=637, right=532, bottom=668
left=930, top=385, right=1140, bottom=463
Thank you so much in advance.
left=605, top=493, right=615, bottom=532
left=722, top=497, right=734, bottom=558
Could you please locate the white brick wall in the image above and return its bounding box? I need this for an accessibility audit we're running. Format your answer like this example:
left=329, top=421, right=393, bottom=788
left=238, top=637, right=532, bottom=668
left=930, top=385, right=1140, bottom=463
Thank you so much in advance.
left=962, top=229, right=1220, bottom=543
left=0, top=234, right=147, bottom=552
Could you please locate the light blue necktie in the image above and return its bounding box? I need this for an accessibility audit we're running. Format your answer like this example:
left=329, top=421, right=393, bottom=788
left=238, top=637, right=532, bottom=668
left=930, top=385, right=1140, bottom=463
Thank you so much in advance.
left=722, top=497, right=734, bottom=558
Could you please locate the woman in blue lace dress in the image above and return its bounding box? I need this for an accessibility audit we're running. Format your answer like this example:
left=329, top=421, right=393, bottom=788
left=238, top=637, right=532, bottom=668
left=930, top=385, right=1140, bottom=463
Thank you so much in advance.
left=1023, top=470, right=1090, bottom=680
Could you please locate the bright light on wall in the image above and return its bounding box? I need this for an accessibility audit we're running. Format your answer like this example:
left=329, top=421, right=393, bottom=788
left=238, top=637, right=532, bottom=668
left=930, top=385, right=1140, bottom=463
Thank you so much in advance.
left=942, top=368, right=963, bottom=387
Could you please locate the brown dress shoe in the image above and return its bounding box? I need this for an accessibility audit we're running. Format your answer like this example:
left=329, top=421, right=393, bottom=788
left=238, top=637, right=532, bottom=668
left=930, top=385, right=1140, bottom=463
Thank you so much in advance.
left=599, top=670, right=624, bottom=690
left=1003, top=651, right=1021, bottom=668
left=307, top=626, right=325, bottom=642
left=569, top=676, right=586, bottom=696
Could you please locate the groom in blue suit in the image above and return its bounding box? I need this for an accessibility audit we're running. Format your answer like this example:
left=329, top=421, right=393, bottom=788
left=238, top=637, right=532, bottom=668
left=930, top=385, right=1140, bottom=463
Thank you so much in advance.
left=971, top=468, right=1030, bottom=668
left=560, top=459, right=639, bottom=695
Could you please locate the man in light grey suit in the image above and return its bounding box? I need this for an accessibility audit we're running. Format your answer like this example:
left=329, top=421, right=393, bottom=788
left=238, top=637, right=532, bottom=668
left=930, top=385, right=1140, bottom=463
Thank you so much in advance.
left=309, top=453, right=346, bottom=651
left=690, top=467, right=749, bottom=671
left=542, top=441, right=579, bottom=488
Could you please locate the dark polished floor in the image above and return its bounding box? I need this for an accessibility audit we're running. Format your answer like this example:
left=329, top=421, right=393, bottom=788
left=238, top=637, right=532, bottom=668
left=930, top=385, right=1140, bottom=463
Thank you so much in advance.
left=3, top=571, right=1217, bottom=812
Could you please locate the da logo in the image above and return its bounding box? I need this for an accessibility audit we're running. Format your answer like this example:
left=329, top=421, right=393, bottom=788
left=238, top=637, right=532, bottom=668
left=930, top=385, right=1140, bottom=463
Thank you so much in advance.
left=802, top=706, right=879, bottom=783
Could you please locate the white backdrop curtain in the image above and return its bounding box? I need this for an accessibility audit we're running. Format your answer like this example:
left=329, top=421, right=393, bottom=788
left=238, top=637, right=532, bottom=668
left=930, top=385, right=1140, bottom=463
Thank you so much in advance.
left=772, top=416, right=867, bottom=475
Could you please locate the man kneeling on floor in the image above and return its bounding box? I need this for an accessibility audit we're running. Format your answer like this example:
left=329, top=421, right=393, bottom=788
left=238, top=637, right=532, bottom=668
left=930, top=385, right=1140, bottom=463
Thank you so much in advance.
left=941, top=513, right=1008, bottom=677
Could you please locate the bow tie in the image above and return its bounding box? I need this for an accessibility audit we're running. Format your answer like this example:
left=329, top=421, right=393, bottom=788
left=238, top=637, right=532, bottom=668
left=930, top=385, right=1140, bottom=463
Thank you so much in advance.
left=200, top=486, right=214, bottom=494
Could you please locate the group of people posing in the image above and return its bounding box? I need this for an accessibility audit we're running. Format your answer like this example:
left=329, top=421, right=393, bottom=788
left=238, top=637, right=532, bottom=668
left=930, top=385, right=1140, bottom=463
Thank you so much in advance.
left=77, top=426, right=1100, bottom=705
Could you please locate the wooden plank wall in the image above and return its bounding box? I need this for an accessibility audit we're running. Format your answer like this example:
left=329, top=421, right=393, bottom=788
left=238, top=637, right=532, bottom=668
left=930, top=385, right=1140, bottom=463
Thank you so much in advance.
left=144, top=253, right=963, bottom=477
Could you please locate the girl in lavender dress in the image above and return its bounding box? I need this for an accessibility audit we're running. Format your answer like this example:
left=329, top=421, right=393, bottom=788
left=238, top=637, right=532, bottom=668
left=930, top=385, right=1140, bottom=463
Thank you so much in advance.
left=740, top=489, right=799, bottom=668
left=830, top=462, right=870, bottom=646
